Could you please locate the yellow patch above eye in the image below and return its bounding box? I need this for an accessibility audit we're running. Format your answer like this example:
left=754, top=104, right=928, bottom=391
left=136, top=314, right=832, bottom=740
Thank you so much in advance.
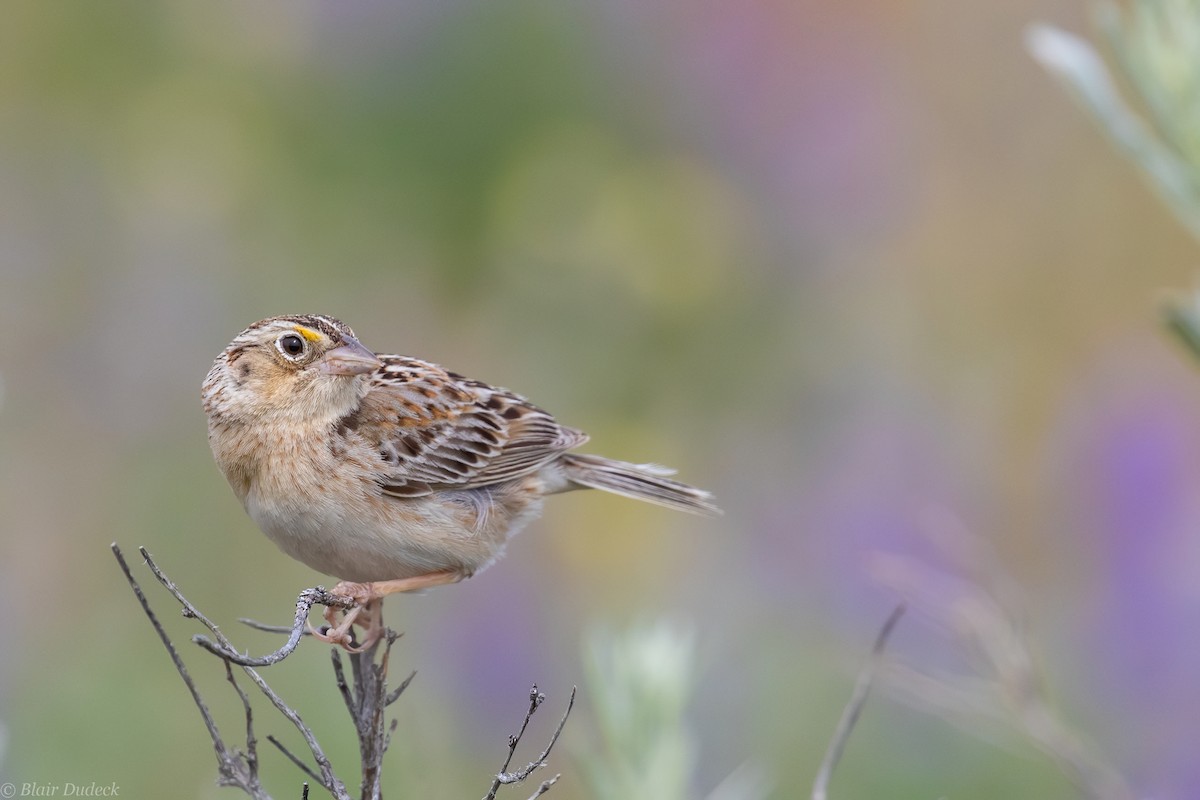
left=294, top=326, right=323, bottom=342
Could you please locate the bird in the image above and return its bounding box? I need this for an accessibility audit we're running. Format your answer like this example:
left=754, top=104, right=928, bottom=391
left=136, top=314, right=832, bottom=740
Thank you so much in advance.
left=202, top=314, right=720, bottom=650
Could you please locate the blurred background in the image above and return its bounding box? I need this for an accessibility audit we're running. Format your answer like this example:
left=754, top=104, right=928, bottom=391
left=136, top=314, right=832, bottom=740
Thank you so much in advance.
left=2, top=0, right=1198, bottom=797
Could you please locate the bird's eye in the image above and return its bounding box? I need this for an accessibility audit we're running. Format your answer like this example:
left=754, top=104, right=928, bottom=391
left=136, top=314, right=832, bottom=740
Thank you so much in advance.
left=277, top=333, right=306, bottom=358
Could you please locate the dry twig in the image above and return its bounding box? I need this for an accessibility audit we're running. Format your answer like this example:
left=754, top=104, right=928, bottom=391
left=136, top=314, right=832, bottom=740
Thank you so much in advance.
left=113, top=543, right=351, bottom=798
left=113, top=543, right=572, bottom=800
left=484, top=685, right=577, bottom=800
left=196, top=587, right=356, bottom=667
left=112, top=543, right=274, bottom=798
left=811, top=605, right=905, bottom=800
left=870, top=518, right=1136, bottom=800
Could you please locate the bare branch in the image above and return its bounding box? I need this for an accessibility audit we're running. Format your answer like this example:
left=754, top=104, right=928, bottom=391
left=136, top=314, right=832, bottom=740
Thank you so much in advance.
left=330, top=650, right=356, bottom=720
left=525, top=776, right=560, bottom=799
left=193, top=586, right=355, bottom=667
left=267, top=735, right=324, bottom=786
left=111, top=543, right=270, bottom=799
left=485, top=686, right=576, bottom=799
left=128, top=545, right=350, bottom=799
left=239, top=618, right=310, bottom=636
left=811, top=605, right=905, bottom=800
left=117, top=543, right=575, bottom=800
left=111, top=545, right=224, bottom=752
left=507, top=689, right=575, bottom=783
left=492, top=685, right=545, bottom=796
left=383, top=718, right=399, bottom=756
left=385, top=670, right=417, bottom=707
left=328, top=613, right=404, bottom=799
left=224, top=660, right=262, bottom=793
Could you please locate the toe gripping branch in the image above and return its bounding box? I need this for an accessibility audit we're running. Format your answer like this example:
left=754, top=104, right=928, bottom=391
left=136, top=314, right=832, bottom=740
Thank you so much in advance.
left=198, top=587, right=360, bottom=667
left=116, top=543, right=360, bottom=667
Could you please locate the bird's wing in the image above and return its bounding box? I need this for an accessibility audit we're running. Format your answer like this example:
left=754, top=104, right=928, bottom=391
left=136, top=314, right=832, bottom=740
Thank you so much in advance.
left=338, top=356, right=588, bottom=498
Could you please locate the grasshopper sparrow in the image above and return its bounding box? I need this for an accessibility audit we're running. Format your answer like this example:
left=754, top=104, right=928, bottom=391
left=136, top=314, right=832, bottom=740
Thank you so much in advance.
left=202, top=315, right=719, bottom=649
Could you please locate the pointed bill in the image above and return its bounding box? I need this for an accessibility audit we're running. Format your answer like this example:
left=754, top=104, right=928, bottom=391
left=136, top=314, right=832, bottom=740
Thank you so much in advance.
left=320, top=337, right=383, bottom=376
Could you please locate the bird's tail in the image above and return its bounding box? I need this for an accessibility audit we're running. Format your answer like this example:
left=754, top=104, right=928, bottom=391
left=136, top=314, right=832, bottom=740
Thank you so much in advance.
left=560, top=454, right=722, bottom=516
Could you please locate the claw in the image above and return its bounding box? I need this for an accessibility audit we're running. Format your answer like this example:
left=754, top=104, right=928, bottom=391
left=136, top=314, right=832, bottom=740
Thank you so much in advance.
left=308, top=622, right=374, bottom=653
left=308, top=604, right=364, bottom=649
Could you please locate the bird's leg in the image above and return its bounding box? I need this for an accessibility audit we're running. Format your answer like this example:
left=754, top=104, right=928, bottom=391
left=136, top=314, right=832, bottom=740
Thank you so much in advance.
left=309, top=570, right=464, bottom=652
left=335, top=570, right=466, bottom=601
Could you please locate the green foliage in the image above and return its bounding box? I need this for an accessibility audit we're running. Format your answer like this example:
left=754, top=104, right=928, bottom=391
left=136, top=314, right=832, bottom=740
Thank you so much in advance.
left=581, top=622, right=768, bottom=800
left=1028, top=8, right=1200, bottom=237
left=1028, top=1, right=1200, bottom=356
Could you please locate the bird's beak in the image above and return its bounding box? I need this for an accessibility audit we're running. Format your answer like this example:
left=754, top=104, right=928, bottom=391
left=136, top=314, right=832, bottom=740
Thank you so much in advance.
left=320, top=337, right=383, bottom=376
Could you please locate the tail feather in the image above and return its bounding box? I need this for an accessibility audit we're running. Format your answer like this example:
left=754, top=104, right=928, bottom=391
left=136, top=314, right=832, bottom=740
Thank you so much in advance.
left=560, top=454, right=722, bottom=516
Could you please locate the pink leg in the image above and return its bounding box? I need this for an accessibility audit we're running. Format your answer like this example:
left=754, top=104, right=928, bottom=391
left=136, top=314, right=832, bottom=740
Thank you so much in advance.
left=310, top=570, right=465, bottom=652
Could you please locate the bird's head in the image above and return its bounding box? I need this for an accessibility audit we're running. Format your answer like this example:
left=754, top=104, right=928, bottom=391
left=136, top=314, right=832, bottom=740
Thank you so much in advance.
left=202, top=314, right=382, bottom=426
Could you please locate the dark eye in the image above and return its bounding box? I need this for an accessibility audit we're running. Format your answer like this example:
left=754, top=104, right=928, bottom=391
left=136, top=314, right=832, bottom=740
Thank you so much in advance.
left=278, top=333, right=306, bottom=358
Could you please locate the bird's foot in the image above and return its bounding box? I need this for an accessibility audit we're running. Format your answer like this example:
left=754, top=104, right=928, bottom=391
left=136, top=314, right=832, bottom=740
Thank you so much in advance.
left=308, top=572, right=462, bottom=653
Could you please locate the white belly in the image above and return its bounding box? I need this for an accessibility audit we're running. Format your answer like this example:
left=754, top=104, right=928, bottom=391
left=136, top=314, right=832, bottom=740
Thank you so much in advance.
left=243, top=466, right=455, bottom=582
left=230, top=429, right=548, bottom=582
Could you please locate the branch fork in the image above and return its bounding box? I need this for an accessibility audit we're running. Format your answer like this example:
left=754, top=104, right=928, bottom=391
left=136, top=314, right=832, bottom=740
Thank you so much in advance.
left=112, top=542, right=572, bottom=800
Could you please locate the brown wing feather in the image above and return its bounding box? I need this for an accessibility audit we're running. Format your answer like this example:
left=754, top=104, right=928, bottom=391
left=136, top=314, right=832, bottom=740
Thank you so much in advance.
left=337, top=356, right=587, bottom=497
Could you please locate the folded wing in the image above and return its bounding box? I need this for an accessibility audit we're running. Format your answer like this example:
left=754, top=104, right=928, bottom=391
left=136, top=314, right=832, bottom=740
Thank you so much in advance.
left=338, top=356, right=587, bottom=498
